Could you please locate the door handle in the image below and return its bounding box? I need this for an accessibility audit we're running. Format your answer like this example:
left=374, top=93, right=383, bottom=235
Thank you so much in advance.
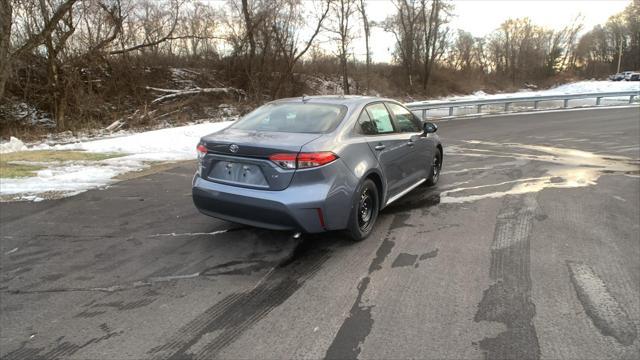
left=374, top=144, right=386, bottom=151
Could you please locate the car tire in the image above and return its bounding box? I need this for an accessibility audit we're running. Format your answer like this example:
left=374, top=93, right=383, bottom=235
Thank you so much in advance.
left=346, top=179, right=379, bottom=242
left=426, top=150, right=442, bottom=186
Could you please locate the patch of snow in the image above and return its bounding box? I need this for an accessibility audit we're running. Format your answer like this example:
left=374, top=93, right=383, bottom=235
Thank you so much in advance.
left=408, top=80, right=639, bottom=118
left=169, top=67, right=200, bottom=89
left=1, top=121, right=233, bottom=199
left=0, top=137, right=28, bottom=154
left=410, top=80, right=639, bottom=104
left=55, top=121, right=233, bottom=156
left=547, top=80, right=639, bottom=95
left=7, top=103, right=55, bottom=127
left=299, top=74, right=357, bottom=95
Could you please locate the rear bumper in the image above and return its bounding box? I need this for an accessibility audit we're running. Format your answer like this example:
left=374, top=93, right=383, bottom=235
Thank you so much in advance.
left=192, top=160, right=359, bottom=233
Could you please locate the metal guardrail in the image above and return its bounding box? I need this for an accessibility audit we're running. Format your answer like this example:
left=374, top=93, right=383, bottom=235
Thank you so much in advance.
left=405, top=90, right=640, bottom=120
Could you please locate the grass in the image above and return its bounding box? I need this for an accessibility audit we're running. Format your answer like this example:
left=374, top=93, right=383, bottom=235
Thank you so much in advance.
left=0, top=150, right=124, bottom=178
left=0, top=162, right=46, bottom=178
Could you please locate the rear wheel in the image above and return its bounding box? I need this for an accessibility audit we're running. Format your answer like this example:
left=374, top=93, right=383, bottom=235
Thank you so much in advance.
left=426, top=150, right=442, bottom=186
left=346, top=179, right=379, bottom=242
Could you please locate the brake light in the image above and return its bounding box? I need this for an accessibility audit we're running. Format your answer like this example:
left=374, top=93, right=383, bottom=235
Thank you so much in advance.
left=196, top=144, right=208, bottom=159
left=269, top=152, right=338, bottom=169
left=297, top=152, right=337, bottom=168
left=196, top=144, right=207, bottom=176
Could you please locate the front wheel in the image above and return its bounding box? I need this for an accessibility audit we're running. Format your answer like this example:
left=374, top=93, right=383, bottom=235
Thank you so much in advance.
left=346, top=179, right=379, bottom=242
left=426, top=150, right=442, bottom=186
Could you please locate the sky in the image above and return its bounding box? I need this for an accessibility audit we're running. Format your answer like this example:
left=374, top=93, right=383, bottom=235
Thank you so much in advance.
left=358, top=0, right=631, bottom=63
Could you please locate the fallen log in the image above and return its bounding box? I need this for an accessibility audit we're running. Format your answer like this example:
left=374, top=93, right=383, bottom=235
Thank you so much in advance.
left=147, top=87, right=246, bottom=104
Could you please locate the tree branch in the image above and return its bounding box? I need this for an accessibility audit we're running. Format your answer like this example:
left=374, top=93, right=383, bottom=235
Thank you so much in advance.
left=292, top=0, right=331, bottom=64
left=13, top=0, right=79, bottom=57
left=108, top=1, right=182, bottom=55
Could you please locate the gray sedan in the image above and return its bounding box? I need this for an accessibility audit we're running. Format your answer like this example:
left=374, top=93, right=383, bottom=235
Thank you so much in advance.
left=192, top=96, right=443, bottom=241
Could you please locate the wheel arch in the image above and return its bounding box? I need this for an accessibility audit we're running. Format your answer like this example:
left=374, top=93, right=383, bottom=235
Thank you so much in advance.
left=362, top=169, right=385, bottom=208
left=436, top=143, right=443, bottom=164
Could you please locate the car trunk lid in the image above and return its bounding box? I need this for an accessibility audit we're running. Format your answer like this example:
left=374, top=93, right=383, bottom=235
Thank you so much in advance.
left=199, top=128, right=322, bottom=190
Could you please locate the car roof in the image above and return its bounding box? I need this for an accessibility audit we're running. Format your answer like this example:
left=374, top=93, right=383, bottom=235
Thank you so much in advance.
left=269, top=95, right=400, bottom=108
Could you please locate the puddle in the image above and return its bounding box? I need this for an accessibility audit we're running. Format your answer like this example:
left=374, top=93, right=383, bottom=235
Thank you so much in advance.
left=391, top=249, right=439, bottom=268
left=441, top=141, right=639, bottom=204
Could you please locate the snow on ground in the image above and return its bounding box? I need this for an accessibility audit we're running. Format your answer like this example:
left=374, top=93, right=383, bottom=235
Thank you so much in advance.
left=5, top=102, right=55, bottom=128
left=0, top=138, right=28, bottom=154
left=407, top=80, right=640, bottom=117
left=546, top=80, right=640, bottom=94
left=1, top=121, right=232, bottom=199
left=52, top=121, right=233, bottom=158
left=415, top=80, right=640, bottom=104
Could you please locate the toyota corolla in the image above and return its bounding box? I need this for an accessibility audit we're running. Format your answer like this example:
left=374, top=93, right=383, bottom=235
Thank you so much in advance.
left=192, top=96, right=443, bottom=241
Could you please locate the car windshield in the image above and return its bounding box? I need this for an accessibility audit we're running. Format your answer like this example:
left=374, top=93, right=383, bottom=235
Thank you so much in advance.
left=231, top=103, right=347, bottom=133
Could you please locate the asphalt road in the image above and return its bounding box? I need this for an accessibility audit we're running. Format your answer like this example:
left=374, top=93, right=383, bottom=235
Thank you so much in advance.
left=1, top=107, right=639, bottom=360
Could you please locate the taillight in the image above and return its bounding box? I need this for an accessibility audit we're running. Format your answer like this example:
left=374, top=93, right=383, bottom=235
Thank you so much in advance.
left=196, top=144, right=207, bottom=175
left=196, top=144, right=207, bottom=159
left=297, top=152, right=337, bottom=168
left=269, top=152, right=338, bottom=169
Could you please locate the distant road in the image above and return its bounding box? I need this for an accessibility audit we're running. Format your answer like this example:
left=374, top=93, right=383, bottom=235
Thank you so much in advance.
left=1, top=107, right=639, bottom=359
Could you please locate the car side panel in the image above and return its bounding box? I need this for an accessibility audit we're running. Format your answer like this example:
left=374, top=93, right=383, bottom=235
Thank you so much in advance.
left=410, top=133, right=433, bottom=179
left=385, top=101, right=434, bottom=183
left=365, top=134, right=413, bottom=197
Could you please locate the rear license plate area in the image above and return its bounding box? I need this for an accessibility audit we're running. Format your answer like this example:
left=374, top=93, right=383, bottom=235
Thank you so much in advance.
left=208, top=161, right=269, bottom=188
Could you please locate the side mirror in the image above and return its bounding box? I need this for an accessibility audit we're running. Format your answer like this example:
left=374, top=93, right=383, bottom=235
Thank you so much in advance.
left=423, top=122, right=438, bottom=134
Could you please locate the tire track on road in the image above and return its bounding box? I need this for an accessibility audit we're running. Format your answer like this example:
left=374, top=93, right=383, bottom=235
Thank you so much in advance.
left=567, top=261, right=637, bottom=346
left=474, top=195, right=541, bottom=360
left=148, top=238, right=332, bottom=360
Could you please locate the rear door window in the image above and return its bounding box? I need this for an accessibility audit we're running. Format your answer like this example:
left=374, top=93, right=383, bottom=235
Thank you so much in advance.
left=365, top=103, right=395, bottom=134
left=357, top=110, right=378, bottom=135
left=387, top=103, right=422, bottom=133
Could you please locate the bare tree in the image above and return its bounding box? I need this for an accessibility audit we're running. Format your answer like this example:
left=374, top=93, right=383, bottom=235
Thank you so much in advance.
left=559, top=16, right=583, bottom=70
left=240, top=0, right=256, bottom=80
left=108, top=0, right=184, bottom=55
left=271, top=0, right=331, bottom=98
left=0, top=0, right=78, bottom=103
left=422, top=0, right=451, bottom=92
left=39, top=0, right=77, bottom=128
left=385, top=0, right=423, bottom=87
left=357, top=0, right=371, bottom=92
left=473, top=36, right=487, bottom=73
left=450, top=30, right=474, bottom=71
left=0, top=0, right=12, bottom=101
left=327, top=0, right=357, bottom=94
left=177, top=2, right=218, bottom=59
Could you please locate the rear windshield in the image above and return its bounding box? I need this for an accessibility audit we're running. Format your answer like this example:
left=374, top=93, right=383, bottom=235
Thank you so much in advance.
left=231, top=103, right=347, bottom=133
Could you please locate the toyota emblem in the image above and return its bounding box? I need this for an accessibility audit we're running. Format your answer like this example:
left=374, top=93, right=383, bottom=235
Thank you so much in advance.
left=229, top=144, right=239, bottom=153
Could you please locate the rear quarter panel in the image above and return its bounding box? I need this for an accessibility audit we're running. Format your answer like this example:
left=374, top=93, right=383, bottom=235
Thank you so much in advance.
left=301, top=105, right=387, bottom=209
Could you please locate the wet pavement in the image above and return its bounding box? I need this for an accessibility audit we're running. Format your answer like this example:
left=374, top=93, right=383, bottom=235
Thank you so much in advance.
left=1, top=107, right=639, bottom=359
